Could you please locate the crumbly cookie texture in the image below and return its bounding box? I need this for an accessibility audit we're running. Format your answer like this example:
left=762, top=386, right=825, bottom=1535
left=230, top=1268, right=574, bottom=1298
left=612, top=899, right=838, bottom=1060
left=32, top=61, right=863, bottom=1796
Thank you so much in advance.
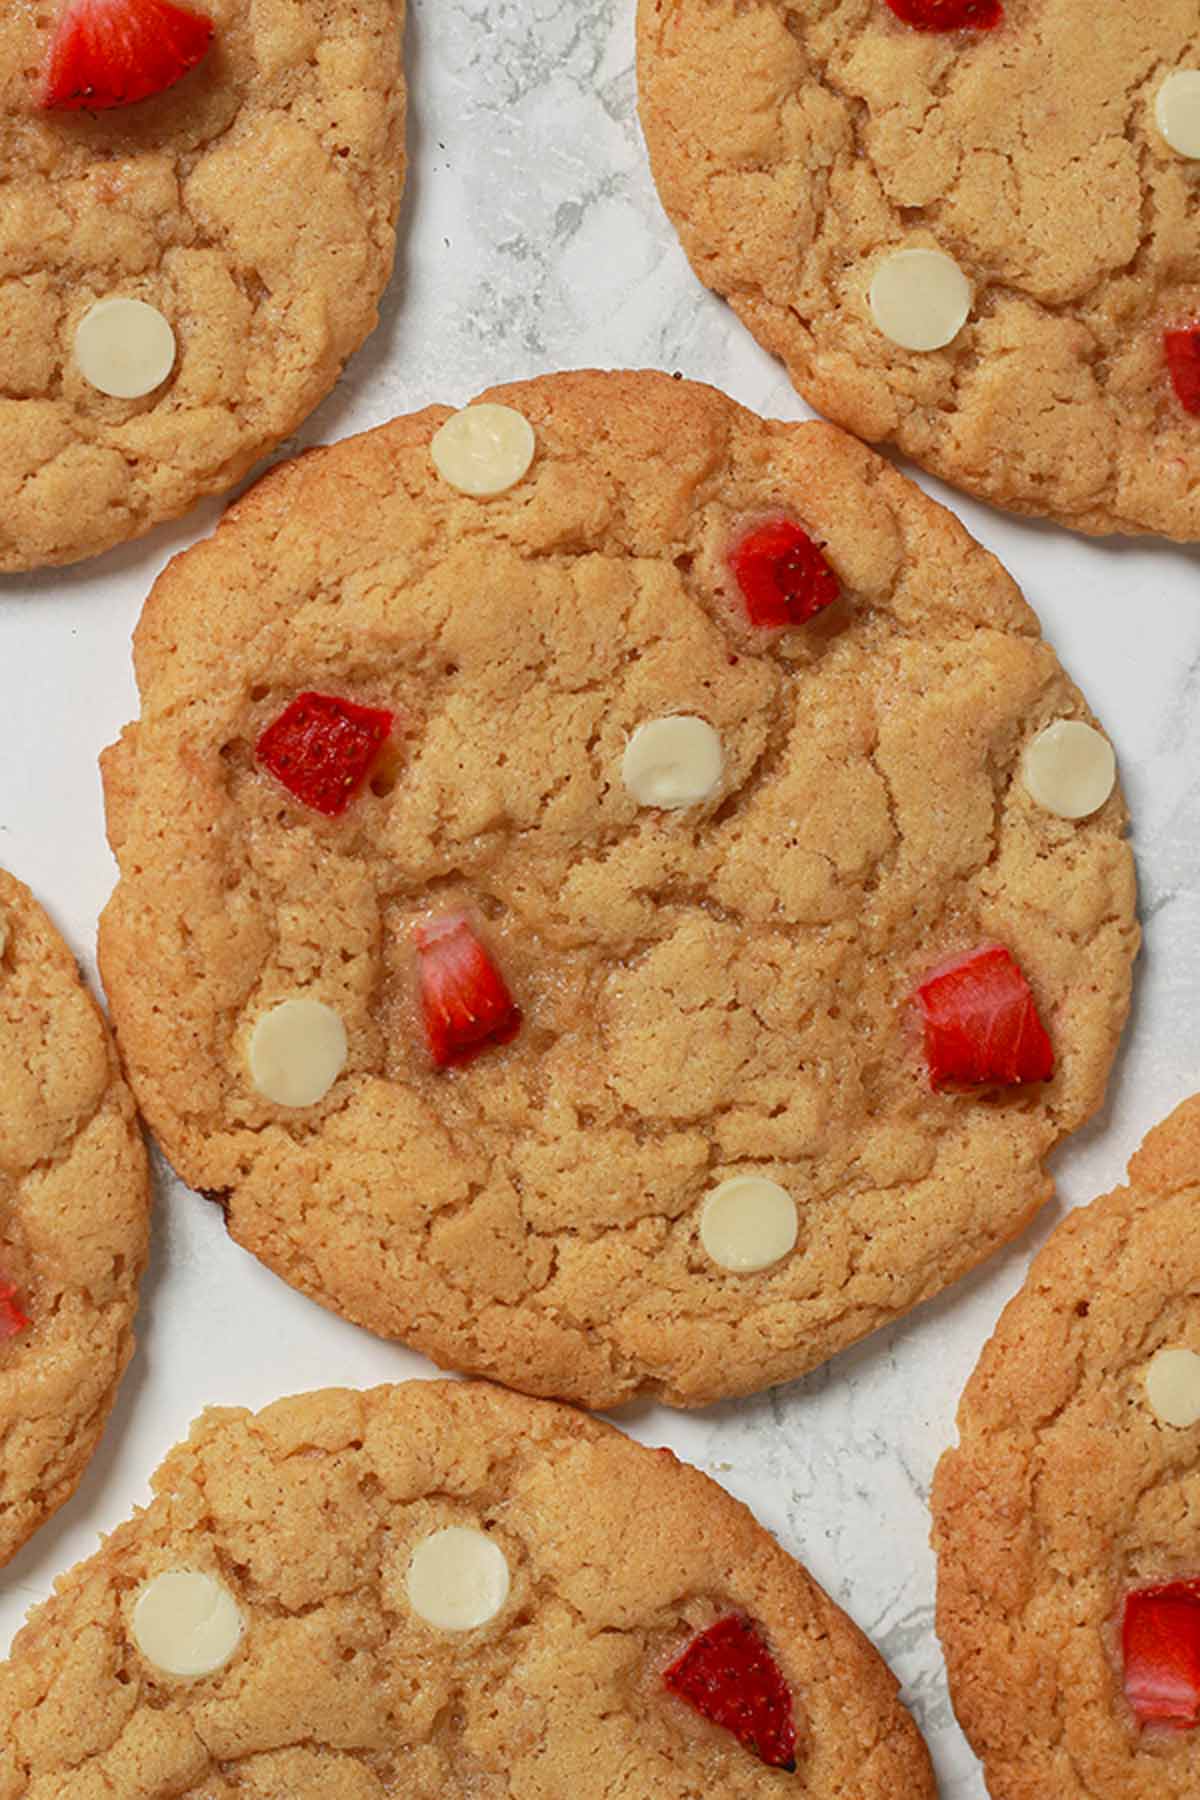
left=0, top=0, right=405, bottom=573
left=0, top=1379, right=936, bottom=1797
left=0, top=871, right=149, bottom=1566
left=98, top=369, right=1138, bottom=1409
left=932, top=1095, right=1200, bottom=1800
left=637, top=0, right=1200, bottom=541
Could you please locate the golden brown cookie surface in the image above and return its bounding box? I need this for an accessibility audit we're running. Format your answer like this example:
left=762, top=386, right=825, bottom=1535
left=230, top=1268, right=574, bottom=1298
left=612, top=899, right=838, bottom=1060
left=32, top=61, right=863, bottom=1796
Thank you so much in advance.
left=0, top=871, right=149, bottom=1567
left=99, top=370, right=1138, bottom=1408
left=0, top=1379, right=936, bottom=1797
left=933, top=1096, right=1200, bottom=1800
left=0, top=0, right=405, bottom=573
left=638, top=0, right=1200, bottom=540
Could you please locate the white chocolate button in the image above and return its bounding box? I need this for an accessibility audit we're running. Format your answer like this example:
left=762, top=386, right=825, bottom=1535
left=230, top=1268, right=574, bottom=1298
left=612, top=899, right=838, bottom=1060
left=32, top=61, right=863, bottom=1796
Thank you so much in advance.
left=430, top=404, right=535, bottom=497
left=700, top=1176, right=798, bottom=1273
left=1021, top=720, right=1116, bottom=821
left=1156, top=71, right=1200, bottom=159
left=1145, top=1347, right=1200, bottom=1428
left=131, top=1570, right=244, bottom=1678
left=406, top=1526, right=510, bottom=1631
left=868, top=248, right=972, bottom=352
left=622, top=715, right=723, bottom=809
left=247, top=997, right=347, bottom=1107
left=74, top=298, right=177, bottom=400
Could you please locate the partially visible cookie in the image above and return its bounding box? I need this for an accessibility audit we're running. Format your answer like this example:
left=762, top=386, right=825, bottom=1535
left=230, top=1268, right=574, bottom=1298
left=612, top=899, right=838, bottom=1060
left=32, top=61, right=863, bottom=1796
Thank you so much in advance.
left=0, top=1379, right=936, bottom=1796
left=0, top=0, right=405, bottom=572
left=933, top=1096, right=1200, bottom=1800
left=0, top=871, right=149, bottom=1567
left=98, top=369, right=1138, bottom=1410
left=638, top=0, right=1200, bottom=540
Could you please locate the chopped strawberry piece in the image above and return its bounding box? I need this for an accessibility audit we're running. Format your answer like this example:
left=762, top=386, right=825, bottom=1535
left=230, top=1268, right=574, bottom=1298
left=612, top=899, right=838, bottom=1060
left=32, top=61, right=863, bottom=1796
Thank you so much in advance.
left=883, top=0, right=1003, bottom=27
left=728, top=518, right=839, bottom=631
left=0, top=1277, right=29, bottom=1342
left=256, top=692, right=394, bottom=818
left=663, top=1613, right=797, bottom=1771
left=915, top=944, right=1053, bottom=1090
left=1123, top=1580, right=1200, bottom=1728
left=42, top=0, right=214, bottom=111
left=413, top=913, right=521, bottom=1068
left=1165, top=329, right=1200, bottom=417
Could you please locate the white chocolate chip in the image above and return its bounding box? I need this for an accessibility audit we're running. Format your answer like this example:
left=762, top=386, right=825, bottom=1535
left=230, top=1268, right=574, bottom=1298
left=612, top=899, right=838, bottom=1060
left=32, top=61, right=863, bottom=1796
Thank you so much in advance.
left=406, top=1526, right=511, bottom=1631
left=622, top=715, right=724, bottom=809
left=700, top=1176, right=798, bottom=1273
left=1156, top=71, right=1200, bottom=159
left=1021, top=720, right=1116, bottom=821
left=868, top=249, right=973, bottom=352
left=247, top=998, right=347, bottom=1107
left=430, top=404, right=535, bottom=497
left=131, top=1570, right=244, bottom=1678
left=74, top=298, right=177, bottom=400
left=1145, top=1347, right=1200, bottom=1428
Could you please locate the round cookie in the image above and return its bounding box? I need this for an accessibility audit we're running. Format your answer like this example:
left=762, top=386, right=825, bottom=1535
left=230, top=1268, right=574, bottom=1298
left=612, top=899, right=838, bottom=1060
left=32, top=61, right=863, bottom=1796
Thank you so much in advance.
left=637, top=0, right=1200, bottom=541
left=932, top=1095, right=1200, bottom=1800
left=0, top=0, right=405, bottom=573
left=97, top=369, right=1138, bottom=1409
left=0, top=1378, right=936, bottom=1796
left=0, top=871, right=149, bottom=1566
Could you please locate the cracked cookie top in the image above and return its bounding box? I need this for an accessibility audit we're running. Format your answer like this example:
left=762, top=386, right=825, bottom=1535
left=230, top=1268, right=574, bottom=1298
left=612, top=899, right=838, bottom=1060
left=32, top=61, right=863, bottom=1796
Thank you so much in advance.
left=933, top=1094, right=1200, bottom=1799
left=0, top=870, right=149, bottom=1567
left=637, top=0, right=1200, bottom=540
left=0, top=1379, right=936, bottom=1797
left=98, top=370, right=1137, bottom=1409
left=0, top=0, right=405, bottom=573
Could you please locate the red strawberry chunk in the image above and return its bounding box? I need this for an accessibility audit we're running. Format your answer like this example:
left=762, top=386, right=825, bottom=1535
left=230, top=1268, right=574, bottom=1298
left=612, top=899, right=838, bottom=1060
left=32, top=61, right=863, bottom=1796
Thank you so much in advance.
left=0, top=1277, right=29, bottom=1342
left=1123, top=1580, right=1200, bottom=1728
left=42, top=0, right=214, bottom=111
left=663, top=1613, right=797, bottom=1771
left=883, top=0, right=1003, bottom=28
left=915, top=944, right=1053, bottom=1090
left=1165, top=329, right=1200, bottom=417
left=256, top=692, right=394, bottom=818
left=414, top=914, right=521, bottom=1068
left=728, top=518, right=839, bottom=631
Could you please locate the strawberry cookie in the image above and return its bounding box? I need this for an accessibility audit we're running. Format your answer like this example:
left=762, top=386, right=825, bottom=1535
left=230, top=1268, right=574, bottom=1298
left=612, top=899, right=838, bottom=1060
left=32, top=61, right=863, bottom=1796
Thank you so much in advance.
left=0, top=870, right=149, bottom=1566
left=933, top=1095, right=1200, bottom=1800
left=0, top=1379, right=936, bottom=1796
left=0, top=0, right=405, bottom=572
left=638, top=0, right=1200, bottom=540
left=98, top=370, right=1138, bottom=1409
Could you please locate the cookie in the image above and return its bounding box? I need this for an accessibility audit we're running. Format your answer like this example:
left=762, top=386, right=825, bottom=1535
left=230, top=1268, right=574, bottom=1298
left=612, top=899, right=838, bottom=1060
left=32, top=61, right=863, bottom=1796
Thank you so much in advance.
left=0, top=1378, right=936, bottom=1795
left=0, top=871, right=149, bottom=1567
left=0, top=0, right=405, bottom=573
left=97, top=369, right=1138, bottom=1409
left=932, top=1095, right=1200, bottom=1800
left=637, top=0, right=1200, bottom=541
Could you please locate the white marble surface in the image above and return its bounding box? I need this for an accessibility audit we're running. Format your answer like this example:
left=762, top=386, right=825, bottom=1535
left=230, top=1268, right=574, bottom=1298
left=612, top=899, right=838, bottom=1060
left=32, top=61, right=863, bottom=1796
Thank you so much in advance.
left=1, top=2, right=1199, bottom=1793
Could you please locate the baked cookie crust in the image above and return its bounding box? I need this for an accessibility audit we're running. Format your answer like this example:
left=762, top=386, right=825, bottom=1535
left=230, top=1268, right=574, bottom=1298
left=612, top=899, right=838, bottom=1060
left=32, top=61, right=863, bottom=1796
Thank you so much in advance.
left=0, top=871, right=149, bottom=1567
left=0, top=1379, right=936, bottom=1797
left=99, top=369, right=1138, bottom=1408
left=0, top=0, right=406, bottom=573
left=638, top=0, right=1200, bottom=540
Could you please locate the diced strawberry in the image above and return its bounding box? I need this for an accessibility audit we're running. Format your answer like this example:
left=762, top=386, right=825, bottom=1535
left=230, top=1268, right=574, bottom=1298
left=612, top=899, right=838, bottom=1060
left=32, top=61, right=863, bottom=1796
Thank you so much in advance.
left=1165, top=329, right=1200, bottom=417
left=663, top=1613, right=797, bottom=1771
left=255, top=692, right=394, bottom=819
left=728, top=518, right=839, bottom=632
left=1123, top=1580, right=1200, bottom=1728
left=883, top=0, right=1003, bottom=28
left=0, top=1277, right=29, bottom=1342
left=42, top=0, right=214, bottom=111
left=413, top=913, right=521, bottom=1068
left=915, top=944, right=1053, bottom=1090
